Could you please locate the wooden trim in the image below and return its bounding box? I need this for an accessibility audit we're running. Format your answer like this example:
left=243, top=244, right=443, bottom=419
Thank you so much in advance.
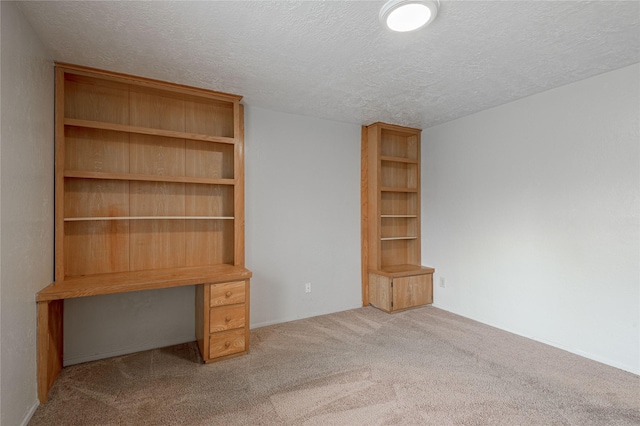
left=37, top=300, right=63, bottom=403
left=234, top=104, right=245, bottom=266
left=244, top=279, right=251, bottom=352
left=368, top=125, right=381, bottom=271
left=55, top=62, right=242, bottom=103
left=415, top=133, right=422, bottom=262
left=361, top=126, right=369, bottom=306
left=366, top=121, right=422, bottom=134
left=55, top=68, right=66, bottom=281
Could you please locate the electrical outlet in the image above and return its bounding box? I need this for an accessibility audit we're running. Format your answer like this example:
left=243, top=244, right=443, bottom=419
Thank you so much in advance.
left=439, top=277, right=446, bottom=288
left=305, top=283, right=312, bottom=293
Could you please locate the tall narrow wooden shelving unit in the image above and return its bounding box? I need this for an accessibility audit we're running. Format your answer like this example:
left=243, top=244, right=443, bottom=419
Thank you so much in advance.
left=37, top=64, right=251, bottom=402
left=362, top=122, right=434, bottom=312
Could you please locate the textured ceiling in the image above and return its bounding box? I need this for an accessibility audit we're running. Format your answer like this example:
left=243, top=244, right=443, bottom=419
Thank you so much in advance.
left=16, top=1, right=640, bottom=129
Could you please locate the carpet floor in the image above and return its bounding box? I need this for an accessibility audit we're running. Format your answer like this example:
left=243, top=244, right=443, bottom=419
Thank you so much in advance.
left=29, top=306, right=639, bottom=425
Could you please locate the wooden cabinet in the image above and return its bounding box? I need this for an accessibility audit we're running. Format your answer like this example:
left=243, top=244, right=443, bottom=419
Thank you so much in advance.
left=196, top=280, right=250, bottom=362
left=368, top=268, right=433, bottom=313
left=361, top=122, right=434, bottom=312
left=37, top=64, right=251, bottom=402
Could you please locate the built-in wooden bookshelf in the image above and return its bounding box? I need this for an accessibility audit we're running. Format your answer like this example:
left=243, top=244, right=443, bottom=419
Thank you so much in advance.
left=361, top=122, right=434, bottom=313
left=37, top=64, right=251, bottom=402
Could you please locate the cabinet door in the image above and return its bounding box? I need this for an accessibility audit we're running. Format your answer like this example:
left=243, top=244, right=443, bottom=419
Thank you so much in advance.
left=392, top=275, right=432, bottom=310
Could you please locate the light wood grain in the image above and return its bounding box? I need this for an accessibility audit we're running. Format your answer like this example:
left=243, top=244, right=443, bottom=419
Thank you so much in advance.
left=66, top=118, right=237, bottom=145
left=381, top=161, right=418, bottom=190
left=209, top=304, right=245, bottom=332
left=185, top=183, right=234, bottom=265
left=209, top=281, right=246, bottom=307
left=185, top=98, right=234, bottom=138
left=55, top=68, right=67, bottom=281
left=362, top=122, right=433, bottom=313
left=64, top=170, right=234, bottom=186
left=57, top=62, right=242, bottom=104
left=64, top=74, right=129, bottom=124
left=64, top=221, right=130, bottom=276
left=244, top=279, right=250, bottom=352
left=37, top=264, right=252, bottom=301
left=208, top=328, right=245, bottom=359
left=367, top=124, right=381, bottom=272
left=43, top=64, right=250, bottom=402
left=185, top=141, right=234, bottom=179
left=65, top=127, right=129, bottom=174
left=380, top=128, right=420, bottom=160
left=186, top=220, right=234, bottom=266
left=393, top=275, right=431, bottom=310
left=64, top=179, right=129, bottom=218
left=380, top=216, right=417, bottom=240
left=361, top=126, right=370, bottom=306
left=130, top=88, right=185, bottom=132
left=371, top=264, right=435, bottom=278
left=195, top=284, right=206, bottom=359
left=185, top=184, right=233, bottom=217
left=380, top=192, right=417, bottom=216
left=368, top=273, right=391, bottom=312
left=65, top=216, right=234, bottom=221
left=37, top=300, right=63, bottom=403
left=233, top=104, right=245, bottom=267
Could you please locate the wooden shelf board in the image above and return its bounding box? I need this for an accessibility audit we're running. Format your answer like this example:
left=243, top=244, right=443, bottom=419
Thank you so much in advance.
left=371, top=264, right=435, bottom=278
left=380, top=187, right=418, bottom=193
left=64, top=216, right=234, bottom=222
left=65, top=118, right=237, bottom=145
left=380, top=215, right=417, bottom=218
left=380, top=156, right=418, bottom=164
left=65, top=170, right=235, bottom=186
left=380, top=236, right=417, bottom=241
left=37, top=264, right=252, bottom=301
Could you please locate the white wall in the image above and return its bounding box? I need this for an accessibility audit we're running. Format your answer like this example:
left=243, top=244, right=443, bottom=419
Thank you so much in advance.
left=422, top=64, right=640, bottom=374
left=245, top=106, right=362, bottom=327
left=0, top=2, right=54, bottom=425
left=63, top=106, right=362, bottom=363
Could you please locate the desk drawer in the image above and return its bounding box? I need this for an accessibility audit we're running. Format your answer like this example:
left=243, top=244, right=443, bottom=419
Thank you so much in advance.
left=210, top=304, right=245, bottom=332
left=209, top=328, right=246, bottom=358
left=209, top=281, right=246, bottom=307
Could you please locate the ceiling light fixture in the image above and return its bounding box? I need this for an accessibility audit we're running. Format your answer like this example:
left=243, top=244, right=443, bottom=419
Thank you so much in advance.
left=380, top=0, right=439, bottom=32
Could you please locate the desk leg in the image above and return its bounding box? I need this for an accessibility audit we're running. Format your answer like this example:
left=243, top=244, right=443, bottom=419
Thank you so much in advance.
left=37, top=300, right=63, bottom=403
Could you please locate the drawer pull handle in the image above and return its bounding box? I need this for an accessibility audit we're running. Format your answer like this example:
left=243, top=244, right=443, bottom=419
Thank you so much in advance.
left=225, top=316, right=231, bottom=323
left=225, top=291, right=232, bottom=298
left=224, top=341, right=231, bottom=348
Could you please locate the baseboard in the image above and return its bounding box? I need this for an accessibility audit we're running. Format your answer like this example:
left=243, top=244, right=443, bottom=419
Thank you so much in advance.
left=20, top=399, right=39, bottom=426
left=250, top=302, right=363, bottom=329
left=432, top=302, right=639, bottom=376
left=63, top=335, right=196, bottom=366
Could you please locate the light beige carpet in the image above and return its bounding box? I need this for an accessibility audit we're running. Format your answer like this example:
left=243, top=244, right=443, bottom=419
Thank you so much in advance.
left=29, top=306, right=639, bottom=425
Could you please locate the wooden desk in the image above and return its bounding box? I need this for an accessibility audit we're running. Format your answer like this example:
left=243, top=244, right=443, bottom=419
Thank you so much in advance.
left=36, top=264, right=251, bottom=403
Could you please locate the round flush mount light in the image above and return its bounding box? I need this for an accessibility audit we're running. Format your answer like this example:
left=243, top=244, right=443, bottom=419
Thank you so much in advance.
left=380, top=0, right=439, bottom=32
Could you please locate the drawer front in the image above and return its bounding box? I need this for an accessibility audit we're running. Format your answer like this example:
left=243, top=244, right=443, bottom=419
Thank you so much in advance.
left=210, top=304, right=245, bottom=332
left=392, top=274, right=432, bottom=310
left=209, top=328, right=246, bottom=358
left=210, top=281, right=246, bottom=307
